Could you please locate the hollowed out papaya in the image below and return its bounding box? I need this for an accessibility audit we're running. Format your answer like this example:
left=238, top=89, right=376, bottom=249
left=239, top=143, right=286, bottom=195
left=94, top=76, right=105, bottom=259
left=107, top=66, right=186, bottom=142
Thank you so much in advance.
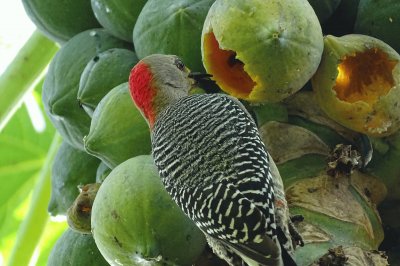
left=201, top=0, right=324, bottom=103
left=312, top=34, right=400, bottom=137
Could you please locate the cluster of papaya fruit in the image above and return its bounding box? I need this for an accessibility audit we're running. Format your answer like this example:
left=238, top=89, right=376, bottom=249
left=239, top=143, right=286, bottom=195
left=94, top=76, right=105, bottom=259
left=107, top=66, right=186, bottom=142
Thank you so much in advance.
left=22, top=0, right=400, bottom=265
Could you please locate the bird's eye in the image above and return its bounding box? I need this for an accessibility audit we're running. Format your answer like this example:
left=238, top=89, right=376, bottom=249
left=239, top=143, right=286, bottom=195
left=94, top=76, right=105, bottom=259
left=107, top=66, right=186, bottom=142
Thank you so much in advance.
left=174, top=58, right=185, bottom=70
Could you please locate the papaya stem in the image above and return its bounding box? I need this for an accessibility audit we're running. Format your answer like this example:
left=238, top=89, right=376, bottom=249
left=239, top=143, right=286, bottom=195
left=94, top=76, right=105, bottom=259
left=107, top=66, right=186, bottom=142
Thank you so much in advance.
left=0, top=30, right=58, bottom=131
left=7, top=133, right=62, bottom=266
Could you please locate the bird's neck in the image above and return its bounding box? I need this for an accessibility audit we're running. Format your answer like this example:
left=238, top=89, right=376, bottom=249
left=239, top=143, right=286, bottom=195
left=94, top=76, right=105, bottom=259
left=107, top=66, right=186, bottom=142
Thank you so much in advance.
left=151, top=86, right=187, bottom=124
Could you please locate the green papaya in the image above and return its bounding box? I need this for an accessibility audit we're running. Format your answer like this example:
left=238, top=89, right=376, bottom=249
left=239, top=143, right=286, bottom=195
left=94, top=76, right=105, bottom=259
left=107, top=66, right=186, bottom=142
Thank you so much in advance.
left=96, top=161, right=112, bottom=183
left=77, top=48, right=138, bottom=117
left=355, top=0, right=400, bottom=53
left=22, top=0, right=100, bottom=44
left=84, top=83, right=151, bottom=168
left=307, top=0, right=341, bottom=23
left=91, top=0, right=147, bottom=42
left=133, top=0, right=215, bottom=72
left=48, top=228, right=108, bottom=266
left=43, top=29, right=131, bottom=151
left=48, top=141, right=100, bottom=217
left=91, top=155, right=207, bottom=266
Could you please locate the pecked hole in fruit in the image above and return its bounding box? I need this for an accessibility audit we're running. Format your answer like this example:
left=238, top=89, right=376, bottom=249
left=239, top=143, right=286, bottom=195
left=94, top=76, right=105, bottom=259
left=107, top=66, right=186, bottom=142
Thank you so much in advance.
left=203, top=32, right=256, bottom=98
left=334, top=48, right=398, bottom=104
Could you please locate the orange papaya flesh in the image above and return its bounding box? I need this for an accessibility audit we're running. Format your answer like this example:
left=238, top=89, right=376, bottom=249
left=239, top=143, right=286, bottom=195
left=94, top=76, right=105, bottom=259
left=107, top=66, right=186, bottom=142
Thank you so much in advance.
left=334, top=48, right=397, bottom=105
left=203, top=32, right=255, bottom=98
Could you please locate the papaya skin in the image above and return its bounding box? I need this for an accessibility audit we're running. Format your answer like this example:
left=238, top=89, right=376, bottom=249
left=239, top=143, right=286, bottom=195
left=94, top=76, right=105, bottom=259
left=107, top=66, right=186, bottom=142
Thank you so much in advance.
left=133, top=0, right=215, bottom=72
left=22, top=0, right=100, bottom=43
left=201, top=0, right=323, bottom=103
left=84, top=83, right=151, bottom=169
left=312, top=34, right=400, bottom=137
left=42, top=29, right=131, bottom=151
left=91, top=156, right=206, bottom=266
left=48, top=141, right=100, bottom=217
left=77, top=48, right=138, bottom=117
left=91, top=0, right=147, bottom=42
left=48, top=229, right=109, bottom=266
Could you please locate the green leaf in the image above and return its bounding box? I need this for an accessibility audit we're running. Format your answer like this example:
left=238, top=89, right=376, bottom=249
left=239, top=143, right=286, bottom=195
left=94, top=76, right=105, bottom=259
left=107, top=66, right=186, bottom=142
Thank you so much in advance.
left=35, top=221, right=68, bottom=266
left=7, top=133, right=61, bottom=266
left=0, top=77, right=57, bottom=265
left=0, top=79, right=55, bottom=211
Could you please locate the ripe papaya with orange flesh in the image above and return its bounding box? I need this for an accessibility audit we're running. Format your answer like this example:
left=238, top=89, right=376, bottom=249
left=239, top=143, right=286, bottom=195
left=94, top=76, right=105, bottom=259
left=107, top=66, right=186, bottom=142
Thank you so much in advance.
left=312, top=34, right=400, bottom=137
left=201, top=0, right=323, bottom=103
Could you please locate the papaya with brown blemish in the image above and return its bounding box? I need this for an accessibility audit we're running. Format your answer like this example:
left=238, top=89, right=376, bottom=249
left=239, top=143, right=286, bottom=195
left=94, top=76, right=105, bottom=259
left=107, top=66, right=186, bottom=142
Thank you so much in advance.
left=91, top=156, right=206, bottom=265
left=312, top=34, right=400, bottom=137
left=201, top=0, right=323, bottom=103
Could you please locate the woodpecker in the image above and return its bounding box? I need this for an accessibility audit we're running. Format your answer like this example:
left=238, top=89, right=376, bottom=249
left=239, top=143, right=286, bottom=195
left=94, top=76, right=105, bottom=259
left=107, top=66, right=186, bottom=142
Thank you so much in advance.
left=128, top=54, right=298, bottom=266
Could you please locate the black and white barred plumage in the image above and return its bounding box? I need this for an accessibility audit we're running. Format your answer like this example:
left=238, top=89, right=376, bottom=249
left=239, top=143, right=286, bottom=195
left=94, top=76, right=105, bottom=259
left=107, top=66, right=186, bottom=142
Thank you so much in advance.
left=152, top=93, right=283, bottom=265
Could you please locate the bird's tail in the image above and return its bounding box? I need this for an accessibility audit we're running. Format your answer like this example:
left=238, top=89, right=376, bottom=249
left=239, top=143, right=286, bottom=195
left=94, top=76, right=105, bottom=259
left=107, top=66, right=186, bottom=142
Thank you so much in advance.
left=220, top=234, right=284, bottom=266
left=276, top=226, right=298, bottom=266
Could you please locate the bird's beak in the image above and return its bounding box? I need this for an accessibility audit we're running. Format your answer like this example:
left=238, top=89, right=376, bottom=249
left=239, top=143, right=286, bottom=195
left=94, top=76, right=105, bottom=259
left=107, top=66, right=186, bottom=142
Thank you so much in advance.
left=188, top=72, right=221, bottom=94
left=188, top=72, right=213, bottom=83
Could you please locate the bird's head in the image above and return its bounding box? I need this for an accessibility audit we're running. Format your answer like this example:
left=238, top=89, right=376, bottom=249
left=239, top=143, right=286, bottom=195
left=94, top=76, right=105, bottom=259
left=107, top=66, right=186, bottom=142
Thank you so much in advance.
left=129, top=54, right=195, bottom=128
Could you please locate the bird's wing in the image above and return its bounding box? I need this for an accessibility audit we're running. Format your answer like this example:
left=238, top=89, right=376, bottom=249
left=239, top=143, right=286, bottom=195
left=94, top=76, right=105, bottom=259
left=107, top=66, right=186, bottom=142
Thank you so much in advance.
left=184, top=178, right=282, bottom=266
left=152, top=93, right=279, bottom=255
